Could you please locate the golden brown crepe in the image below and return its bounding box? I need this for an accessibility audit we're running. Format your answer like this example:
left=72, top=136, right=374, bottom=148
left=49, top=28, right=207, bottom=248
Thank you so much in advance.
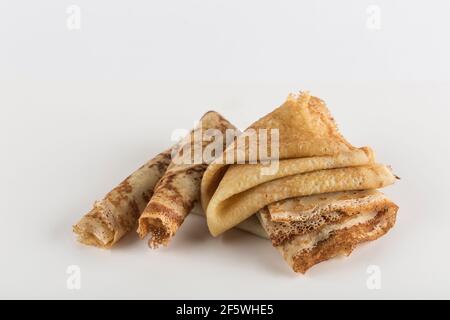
left=137, top=111, right=238, bottom=248
left=73, top=148, right=172, bottom=248
left=267, top=189, right=385, bottom=222
left=201, top=91, right=398, bottom=273
left=201, top=92, right=355, bottom=213
left=190, top=203, right=268, bottom=238
left=202, top=92, right=396, bottom=236
left=258, top=190, right=398, bottom=273
left=209, top=164, right=395, bottom=235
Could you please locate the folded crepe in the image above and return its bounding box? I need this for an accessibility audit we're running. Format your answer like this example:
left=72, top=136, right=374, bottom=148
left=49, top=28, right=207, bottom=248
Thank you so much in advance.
left=201, top=92, right=398, bottom=272
left=137, top=111, right=239, bottom=248
left=258, top=190, right=398, bottom=273
left=73, top=148, right=173, bottom=248
left=191, top=203, right=268, bottom=239
left=202, top=92, right=396, bottom=235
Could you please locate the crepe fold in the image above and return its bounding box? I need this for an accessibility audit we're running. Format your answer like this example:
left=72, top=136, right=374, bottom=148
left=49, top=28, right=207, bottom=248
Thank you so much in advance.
left=190, top=203, right=268, bottom=239
left=207, top=163, right=395, bottom=236
left=201, top=92, right=354, bottom=213
left=73, top=148, right=172, bottom=248
left=137, top=111, right=238, bottom=248
left=258, top=190, right=398, bottom=273
left=202, top=92, right=396, bottom=236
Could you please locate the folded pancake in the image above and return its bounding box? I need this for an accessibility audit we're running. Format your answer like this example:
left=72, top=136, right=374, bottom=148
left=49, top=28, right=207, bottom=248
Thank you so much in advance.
left=137, top=111, right=238, bottom=248
left=202, top=92, right=355, bottom=215
left=190, top=203, right=268, bottom=239
left=202, top=92, right=396, bottom=236
left=258, top=190, right=398, bottom=273
left=206, top=157, right=395, bottom=237
left=268, top=189, right=389, bottom=222
left=73, top=148, right=172, bottom=248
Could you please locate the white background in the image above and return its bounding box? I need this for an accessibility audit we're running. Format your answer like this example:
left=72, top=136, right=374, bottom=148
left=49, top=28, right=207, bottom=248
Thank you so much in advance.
left=1, top=0, right=449, bottom=299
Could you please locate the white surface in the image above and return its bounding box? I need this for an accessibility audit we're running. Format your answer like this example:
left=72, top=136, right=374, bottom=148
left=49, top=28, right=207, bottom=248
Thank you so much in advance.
left=1, top=0, right=450, bottom=299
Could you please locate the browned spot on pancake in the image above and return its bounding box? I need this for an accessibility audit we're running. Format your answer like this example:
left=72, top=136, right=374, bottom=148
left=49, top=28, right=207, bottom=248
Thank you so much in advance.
left=265, top=199, right=394, bottom=247
left=146, top=202, right=183, bottom=226
left=155, top=176, right=195, bottom=215
left=147, top=151, right=172, bottom=172
left=165, top=192, right=188, bottom=212
left=92, top=207, right=114, bottom=231
left=142, top=191, right=152, bottom=203
left=288, top=206, right=397, bottom=274
left=107, top=179, right=133, bottom=207
left=185, top=165, right=208, bottom=175
left=113, top=199, right=140, bottom=231
left=129, top=199, right=140, bottom=218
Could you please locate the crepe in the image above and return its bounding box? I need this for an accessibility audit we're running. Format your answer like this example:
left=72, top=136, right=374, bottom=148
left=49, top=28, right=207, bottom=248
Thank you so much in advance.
left=202, top=92, right=396, bottom=236
left=190, top=203, right=268, bottom=239
left=73, top=148, right=172, bottom=248
left=267, top=189, right=386, bottom=222
left=137, top=111, right=238, bottom=248
left=208, top=163, right=396, bottom=236
left=258, top=190, right=398, bottom=273
left=201, top=91, right=398, bottom=273
left=202, top=93, right=353, bottom=212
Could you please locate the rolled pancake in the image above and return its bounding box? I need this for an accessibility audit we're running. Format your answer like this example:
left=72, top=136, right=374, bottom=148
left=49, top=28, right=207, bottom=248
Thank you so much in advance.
left=137, top=111, right=238, bottom=248
left=258, top=190, right=398, bottom=273
left=73, top=148, right=172, bottom=248
left=202, top=92, right=397, bottom=236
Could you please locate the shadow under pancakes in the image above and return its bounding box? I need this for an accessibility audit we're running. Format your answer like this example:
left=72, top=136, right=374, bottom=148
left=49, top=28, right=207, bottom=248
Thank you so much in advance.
left=111, top=228, right=141, bottom=250
left=113, top=214, right=212, bottom=253
left=220, top=227, right=293, bottom=277
left=153, top=214, right=212, bottom=253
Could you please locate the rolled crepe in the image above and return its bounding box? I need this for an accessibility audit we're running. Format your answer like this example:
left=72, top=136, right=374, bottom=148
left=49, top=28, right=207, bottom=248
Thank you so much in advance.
left=202, top=92, right=396, bottom=236
left=73, top=148, right=172, bottom=248
left=74, top=111, right=265, bottom=249
left=137, top=111, right=239, bottom=248
left=258, top=190, right=398, bottom=273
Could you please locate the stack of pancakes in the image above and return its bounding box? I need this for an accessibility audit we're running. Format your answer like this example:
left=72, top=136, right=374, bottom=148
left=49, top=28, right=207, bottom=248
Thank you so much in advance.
left=202, top=92, right=398, bottom=273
